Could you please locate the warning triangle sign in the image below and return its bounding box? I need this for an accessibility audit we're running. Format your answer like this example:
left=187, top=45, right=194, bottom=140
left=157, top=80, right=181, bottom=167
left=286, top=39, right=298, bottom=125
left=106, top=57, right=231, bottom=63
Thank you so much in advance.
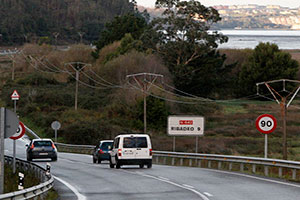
left=11, top=90, right=20, bottom=100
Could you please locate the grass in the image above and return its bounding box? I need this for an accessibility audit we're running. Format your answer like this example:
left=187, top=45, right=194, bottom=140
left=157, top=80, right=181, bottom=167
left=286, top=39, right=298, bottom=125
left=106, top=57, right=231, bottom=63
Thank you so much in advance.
left=4, top=164, right=59, bottom=199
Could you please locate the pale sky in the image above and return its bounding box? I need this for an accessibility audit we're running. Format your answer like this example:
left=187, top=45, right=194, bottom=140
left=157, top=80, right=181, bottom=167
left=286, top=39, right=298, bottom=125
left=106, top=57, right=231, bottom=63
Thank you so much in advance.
left=135, top=0, right=300, bottom=8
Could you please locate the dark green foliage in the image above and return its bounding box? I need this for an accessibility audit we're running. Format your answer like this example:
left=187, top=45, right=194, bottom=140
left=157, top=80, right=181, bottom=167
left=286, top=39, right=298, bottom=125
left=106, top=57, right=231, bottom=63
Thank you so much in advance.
left=136, top=95, right=170, bottom=130
left=144, top=0, right=232, bottom=97
left=0, top=0, right=133, bottom=44
left=17, top=73, right=58, bottom=86
left=93, top=12, right=148, bottom=58
left=237, top=42, right=299, bottom=96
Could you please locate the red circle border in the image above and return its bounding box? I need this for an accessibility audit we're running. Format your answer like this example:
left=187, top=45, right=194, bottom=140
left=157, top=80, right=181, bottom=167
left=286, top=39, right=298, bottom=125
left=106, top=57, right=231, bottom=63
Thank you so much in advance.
left=10, top=121, right=26, bottom=140
left=256, top=114, right=277, bottom=134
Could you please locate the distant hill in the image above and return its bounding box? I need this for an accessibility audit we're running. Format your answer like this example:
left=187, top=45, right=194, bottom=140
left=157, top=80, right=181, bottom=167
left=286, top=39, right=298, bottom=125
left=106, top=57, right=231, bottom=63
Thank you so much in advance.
left=0, top=0, right=134, bottom=45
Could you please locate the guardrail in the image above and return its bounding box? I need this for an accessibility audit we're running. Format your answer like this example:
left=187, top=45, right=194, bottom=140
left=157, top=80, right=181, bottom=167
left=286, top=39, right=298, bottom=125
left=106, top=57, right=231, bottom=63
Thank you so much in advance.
left=55, top=142, right=300, bottom=181
left=0, top=156, right=54, bottom=200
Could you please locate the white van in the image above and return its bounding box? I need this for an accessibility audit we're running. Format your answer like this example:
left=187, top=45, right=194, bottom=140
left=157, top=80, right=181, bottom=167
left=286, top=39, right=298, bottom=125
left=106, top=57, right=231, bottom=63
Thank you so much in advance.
left=109, top=134, right=152, bottom=169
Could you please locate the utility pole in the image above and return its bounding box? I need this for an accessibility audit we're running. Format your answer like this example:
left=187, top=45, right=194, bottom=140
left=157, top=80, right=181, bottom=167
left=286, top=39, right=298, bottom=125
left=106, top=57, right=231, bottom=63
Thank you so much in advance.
left=53, top=32, right=59, bottom=49
left=126, top=73, right=164, bottom=134
left=256, top=79, right=300, bottom=160
left=64, top=62, right=91, bottom=110
left=7, top=49, right=20, bottom=81
left=78, top=32, right=84, bottom=44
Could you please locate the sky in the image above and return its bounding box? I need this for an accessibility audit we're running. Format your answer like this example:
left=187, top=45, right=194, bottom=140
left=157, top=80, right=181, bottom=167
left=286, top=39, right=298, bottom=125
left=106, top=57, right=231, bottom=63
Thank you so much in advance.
left=135, top=0, right=300, bottom=9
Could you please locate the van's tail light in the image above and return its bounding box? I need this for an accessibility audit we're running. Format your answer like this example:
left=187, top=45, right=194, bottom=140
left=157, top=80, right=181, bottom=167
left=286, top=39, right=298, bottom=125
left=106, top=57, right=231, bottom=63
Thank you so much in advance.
left=52, top=143, right=56, bottom=149
left=99, top=149, right=104, bottom=154
left=118, top=149, right=122, bottom=157
left=30, top=144, right=35, bottom=149
left=149, top=149, right=152, bottom=156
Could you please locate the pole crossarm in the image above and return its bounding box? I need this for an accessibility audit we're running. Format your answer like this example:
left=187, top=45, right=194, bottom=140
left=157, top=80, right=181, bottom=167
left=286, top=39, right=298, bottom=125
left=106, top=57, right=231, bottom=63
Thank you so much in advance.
left=256, top=79, right=300, bottom=160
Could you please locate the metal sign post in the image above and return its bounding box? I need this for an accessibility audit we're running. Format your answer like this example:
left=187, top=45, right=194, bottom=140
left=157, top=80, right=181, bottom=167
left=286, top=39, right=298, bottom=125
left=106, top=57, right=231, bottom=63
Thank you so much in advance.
left=51, top=121, right=61, bottom=143
left=11, top=90, right=20, bottom=174
left=256, top=114, right=277, bottom=158
left=173, top=136, right=176, bottom=152
left=195, top=136, right=199, bottom=153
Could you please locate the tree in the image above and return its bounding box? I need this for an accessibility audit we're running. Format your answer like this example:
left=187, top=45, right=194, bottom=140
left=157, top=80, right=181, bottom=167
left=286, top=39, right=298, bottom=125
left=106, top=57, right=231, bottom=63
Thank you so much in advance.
left=142, top=0, right=231, bottom=97
left=237, top=42, right=299, bottom=96
left=92, top=12, right=148, bottom=58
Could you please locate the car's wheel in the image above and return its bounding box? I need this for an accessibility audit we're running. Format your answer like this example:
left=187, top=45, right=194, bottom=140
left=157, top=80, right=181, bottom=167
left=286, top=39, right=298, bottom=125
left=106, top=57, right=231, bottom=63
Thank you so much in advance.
left=147, top=163, right=152, bottom=168
left=27, top=157, right=32, bottom=161
left=139, top=164, right=144, bottom=168
left=93, top=157, right=96, bottom=163
left=97, top=159, right=101, bottom=164
left=116, top=163, right=121, bottom=169
left=52, top=157, right=57, bottom=161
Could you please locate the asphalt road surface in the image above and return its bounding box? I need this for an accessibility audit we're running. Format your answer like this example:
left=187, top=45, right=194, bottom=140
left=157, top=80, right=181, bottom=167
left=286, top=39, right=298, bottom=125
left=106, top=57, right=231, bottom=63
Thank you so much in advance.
left=4, top=137, right=300, bottom=200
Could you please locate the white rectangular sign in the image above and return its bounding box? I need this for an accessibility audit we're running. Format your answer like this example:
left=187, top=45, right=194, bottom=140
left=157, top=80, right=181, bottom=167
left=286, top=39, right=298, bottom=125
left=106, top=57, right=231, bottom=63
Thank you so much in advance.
left=168, top=116, right=204, bottom=136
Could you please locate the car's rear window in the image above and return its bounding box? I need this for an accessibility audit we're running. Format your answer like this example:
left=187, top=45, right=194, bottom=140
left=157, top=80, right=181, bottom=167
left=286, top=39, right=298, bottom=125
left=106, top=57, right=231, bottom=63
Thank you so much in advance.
left=33, top=141, right=52, bottom=147
left=101, top=142, right=113, bottom=150
left=123, top=137, right=147, bottom=148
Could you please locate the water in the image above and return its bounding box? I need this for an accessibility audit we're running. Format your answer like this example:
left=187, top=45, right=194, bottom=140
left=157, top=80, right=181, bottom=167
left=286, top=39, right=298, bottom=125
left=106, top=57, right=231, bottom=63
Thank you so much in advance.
left=217, top=30, right=300, bottom=49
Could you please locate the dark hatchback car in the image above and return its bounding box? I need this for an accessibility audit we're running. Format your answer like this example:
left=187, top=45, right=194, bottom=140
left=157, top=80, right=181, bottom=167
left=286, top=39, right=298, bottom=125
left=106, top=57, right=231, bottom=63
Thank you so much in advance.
left=92, top=140, right=113, bottom=164
left=26, top=139, right=57, bottom=161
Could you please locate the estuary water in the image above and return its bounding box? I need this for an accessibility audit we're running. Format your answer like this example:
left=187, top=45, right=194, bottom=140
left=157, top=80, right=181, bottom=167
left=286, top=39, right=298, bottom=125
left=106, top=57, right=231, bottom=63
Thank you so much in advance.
left=217, top=29, right=300, bottom=49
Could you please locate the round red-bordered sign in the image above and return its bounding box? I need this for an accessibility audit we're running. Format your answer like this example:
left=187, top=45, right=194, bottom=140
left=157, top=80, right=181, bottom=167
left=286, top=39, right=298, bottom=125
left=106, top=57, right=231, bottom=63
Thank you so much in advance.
left=256, top=114, right=277, bottom=134
left=10, top=121, right=26, bottom=140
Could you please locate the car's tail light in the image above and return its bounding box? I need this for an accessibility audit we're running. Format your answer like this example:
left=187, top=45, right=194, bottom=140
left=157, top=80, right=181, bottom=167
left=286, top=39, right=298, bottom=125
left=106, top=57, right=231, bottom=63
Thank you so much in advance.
left=30, top=144, right=34, bottom=149
left=99, top=149, right=104, bottom=154
left=52, top=143, right=56, bottom=149
left=118, top=149, right=122, bottom=157
left=149, top=149, right=153, bottom=156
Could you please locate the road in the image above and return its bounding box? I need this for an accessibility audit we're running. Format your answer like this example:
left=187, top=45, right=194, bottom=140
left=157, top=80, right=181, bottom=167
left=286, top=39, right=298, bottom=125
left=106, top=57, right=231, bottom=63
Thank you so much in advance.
left=4, top=137, right=300, bottom=200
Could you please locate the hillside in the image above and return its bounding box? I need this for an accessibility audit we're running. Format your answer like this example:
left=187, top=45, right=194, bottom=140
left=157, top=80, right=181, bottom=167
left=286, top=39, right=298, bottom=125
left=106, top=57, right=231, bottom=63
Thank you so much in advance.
left=0, top=0, right=134, bottom=45
left=1, top=44, right=300, bottom=161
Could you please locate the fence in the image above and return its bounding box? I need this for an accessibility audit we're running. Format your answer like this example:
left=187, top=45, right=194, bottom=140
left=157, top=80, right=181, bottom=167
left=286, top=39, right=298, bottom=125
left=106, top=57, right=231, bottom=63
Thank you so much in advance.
left=55, top=142, right=300, bottom=181
left=0, top=156, right=54, bottom=200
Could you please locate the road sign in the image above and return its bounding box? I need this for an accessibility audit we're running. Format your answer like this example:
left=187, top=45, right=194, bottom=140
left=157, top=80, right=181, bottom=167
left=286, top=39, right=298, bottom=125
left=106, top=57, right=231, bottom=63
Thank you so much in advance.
left=10, top=122, right=25, bottom=140
left=4, top=108, right=19, bottom=138
left=168, top=116, right=204, bottom=136
left=11, top=90, right=20, bottom=100
left=51, top=121, right=61, bottom=130
left=256, top=114, right=277, bottom=134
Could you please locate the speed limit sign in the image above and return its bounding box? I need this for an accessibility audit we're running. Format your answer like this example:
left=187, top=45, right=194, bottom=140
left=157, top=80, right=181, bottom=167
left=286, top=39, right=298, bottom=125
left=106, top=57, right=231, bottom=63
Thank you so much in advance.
left=9, top=121, right=26, bottom=140
left=256, top=114, right=277, bottom=134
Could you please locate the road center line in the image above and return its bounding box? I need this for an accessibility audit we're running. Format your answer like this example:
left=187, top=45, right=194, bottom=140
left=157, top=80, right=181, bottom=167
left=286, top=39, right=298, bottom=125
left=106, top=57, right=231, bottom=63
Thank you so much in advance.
left=130, top=171, right=210, bottom=200
left=204, top=192, right=213, bottom=197
left=182, top=184, right=195, bottom=189
left=53, top=175, right=87, bottom=200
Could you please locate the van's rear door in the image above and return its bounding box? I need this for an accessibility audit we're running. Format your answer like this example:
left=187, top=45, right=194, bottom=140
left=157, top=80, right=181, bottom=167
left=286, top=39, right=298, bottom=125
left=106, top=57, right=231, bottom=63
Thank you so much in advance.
left=135, top=137, right=150, bottom=159
left=122, top=137, right=136, bottom=159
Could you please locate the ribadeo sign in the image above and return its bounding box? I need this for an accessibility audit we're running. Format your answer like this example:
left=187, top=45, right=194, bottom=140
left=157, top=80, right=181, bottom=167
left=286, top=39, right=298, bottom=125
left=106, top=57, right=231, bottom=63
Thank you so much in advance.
left=168, top=116, right=204, bottom=136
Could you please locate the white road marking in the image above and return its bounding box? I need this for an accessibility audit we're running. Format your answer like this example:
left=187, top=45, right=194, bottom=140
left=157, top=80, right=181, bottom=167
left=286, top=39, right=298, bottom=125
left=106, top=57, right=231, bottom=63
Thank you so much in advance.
left=158, top=176, right=170, bottom=181
left=128, top=171, right=210, bottom=200
left=204, top=192, right=213, bottom=197
left=202, top=168, right=300, bottom=188
left=53, top=175, right=87, bottom=200
left=182, top=184, right=195, bottom=189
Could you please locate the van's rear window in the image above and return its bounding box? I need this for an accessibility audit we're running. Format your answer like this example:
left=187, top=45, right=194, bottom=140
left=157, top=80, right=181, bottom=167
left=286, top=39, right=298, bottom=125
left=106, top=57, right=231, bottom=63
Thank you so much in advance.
left=123, top=137, right=147, bottom=148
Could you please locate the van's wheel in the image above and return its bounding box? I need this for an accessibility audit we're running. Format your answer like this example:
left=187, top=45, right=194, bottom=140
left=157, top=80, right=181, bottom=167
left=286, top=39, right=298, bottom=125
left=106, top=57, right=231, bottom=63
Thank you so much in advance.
left=115, top=156, right=121, bottom=169
left=139, top=164, right=144, bottom=168
left=147, top=163, right=152, bottom=168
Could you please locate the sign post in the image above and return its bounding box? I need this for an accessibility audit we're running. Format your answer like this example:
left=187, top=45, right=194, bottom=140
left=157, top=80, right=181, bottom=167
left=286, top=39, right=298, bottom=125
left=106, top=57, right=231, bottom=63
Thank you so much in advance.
left=256, top=114, right=277, bottom=158
left=168, top=116, right=204, bottom=153
left=10, top=122, right=26, bottom=173
left=0, top=108, right=19, bottom=194
left=51, top=121, right=61, bottom=143
left=11, top=90, right=20, bottom=174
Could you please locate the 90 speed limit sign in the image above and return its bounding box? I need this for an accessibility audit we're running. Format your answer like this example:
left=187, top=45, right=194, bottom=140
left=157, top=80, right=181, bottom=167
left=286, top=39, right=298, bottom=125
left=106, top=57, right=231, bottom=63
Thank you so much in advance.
left=256, top=114, right=277, bottom=134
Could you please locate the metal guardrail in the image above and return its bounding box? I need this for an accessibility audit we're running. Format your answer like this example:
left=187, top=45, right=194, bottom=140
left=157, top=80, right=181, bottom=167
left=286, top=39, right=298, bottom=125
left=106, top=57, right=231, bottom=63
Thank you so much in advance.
left=0, top=156, right=54, bottom=200
left=55, top=142, right=300, bottom=181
